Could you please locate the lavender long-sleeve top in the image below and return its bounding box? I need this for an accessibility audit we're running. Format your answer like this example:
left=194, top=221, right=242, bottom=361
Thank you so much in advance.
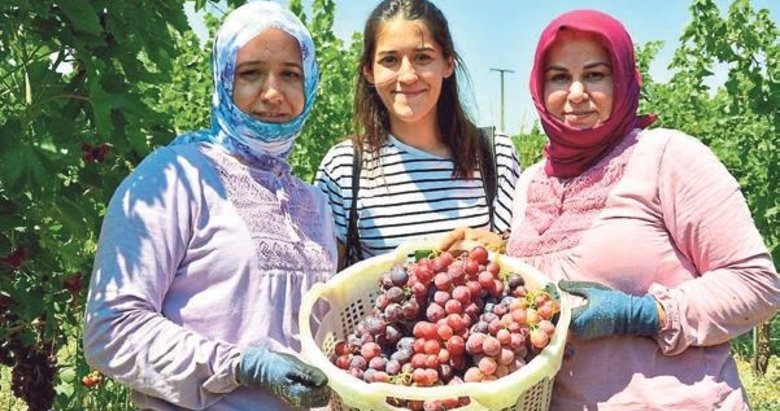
left=507, top=128, right=779, bottom=410
left=84, top=143, right=337, bottom=410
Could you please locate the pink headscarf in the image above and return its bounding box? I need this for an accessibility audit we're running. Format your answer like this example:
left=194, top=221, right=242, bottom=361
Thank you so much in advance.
left=529, top=10, right=656, bottom=178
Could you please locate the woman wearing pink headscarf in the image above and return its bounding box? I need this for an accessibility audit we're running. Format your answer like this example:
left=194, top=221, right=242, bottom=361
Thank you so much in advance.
left=504, top=9, right=779, bottom=410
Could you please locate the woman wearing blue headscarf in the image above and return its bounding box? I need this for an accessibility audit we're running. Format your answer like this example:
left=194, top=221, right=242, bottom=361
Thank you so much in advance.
left=83, top=2, right=334, bottom=409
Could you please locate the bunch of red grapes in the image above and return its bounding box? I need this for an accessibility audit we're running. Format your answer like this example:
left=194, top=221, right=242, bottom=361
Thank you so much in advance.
left=9, top=341, right=57, bottom=411
left=331, top=246, right=559, bottom=410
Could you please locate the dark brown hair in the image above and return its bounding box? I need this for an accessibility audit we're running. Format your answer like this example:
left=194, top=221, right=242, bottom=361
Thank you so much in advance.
left=353, top=0, right=480, bottom=178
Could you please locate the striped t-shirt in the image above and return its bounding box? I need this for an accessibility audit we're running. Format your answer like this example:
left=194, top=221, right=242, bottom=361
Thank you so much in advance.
left=314, top=134, right=521, bottom=258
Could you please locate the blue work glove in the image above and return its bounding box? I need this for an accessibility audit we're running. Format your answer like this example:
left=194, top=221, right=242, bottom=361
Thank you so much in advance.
left=238, top=346, right=330, bottom=408
left=543, top=282, right=561, bottom=302
left=558, top=280, right=659, bottom=340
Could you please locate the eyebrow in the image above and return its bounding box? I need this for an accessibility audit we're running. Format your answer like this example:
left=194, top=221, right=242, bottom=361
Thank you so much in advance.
left=235, top=60, right=302, bottom=70
left=376, top=46, right=437, bottom=56
left=545, top=61, right=611, bottom=71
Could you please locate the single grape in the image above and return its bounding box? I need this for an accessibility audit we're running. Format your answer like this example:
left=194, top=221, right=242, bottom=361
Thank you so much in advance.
left=445, top=335, right=466, bottom=356
left=486, top=262, right=501, bottom=275
left=482, top=336, right=502, bottom=356
left=466, top=280, right=483, bottom=299
left=463, top=367, right=484, bottom=383
left=386, top=359, right=402, bottom=375
left=478, top=356, right=498, bottom=375
left=384, top=303, right=404, bottom=322
left=465, top=333, right=485, bottom=355
left=349, top=355, right=368, bottom=371
left=397, top=336, right=415, bottom=352
left=411, top=353, right=427, bottom=368
left=335, top=354, right=352, bottom=369
left=469, top=246, right=489, bottom=265
left=434, top=273, right=452, bottom=291
left=426, top=303, right=446, bottom=322
left=439, top=251, right=454, bottom=266
left=496, top=328, right=511, bottom=345
left=444, top=299, right=463, bottom=314
left=423, top=339, right=441, bottom=355
left=361, top=342, right=381, bottom=361
left=391, top=347, right=413, bottom=363
left=402, top=299, right=421, bottom=320
left=507, top=273, right=525, bottom=289
left=463, top=259, right=480, bottom=276
left=386, top=286, right=405, bottom=303
left=498, top=348, right=515, bottom=366
left=470, top=320, right=489, bottom=334
left=434, top=290, right=450, bottom=305
left=369, top=355, right=388, bottom=370
left=529, top=328, right=550, bottom=349
left=373, top=370, right=390, bottom=383
left=385, top=323, right=403, bottom=344
left=478, top=271, right=494, bottom=288
left=538, top=319, right=556, bottom=336
left=437, top=348, right=451, bottom=364
left=424, top=354, right=439, bottom=369
left=390, top=266, right=409, bottom=287
left=363, top=368, right=377, bottom=383
left=437, top=324, right=454, bottom=340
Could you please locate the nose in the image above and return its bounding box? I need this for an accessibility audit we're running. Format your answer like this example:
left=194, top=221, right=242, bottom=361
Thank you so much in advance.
left=260, top=75, right=284, bottom=105
left=567, top=80, right=588, bottom=104
left=397, top=57, right=418, bottom=84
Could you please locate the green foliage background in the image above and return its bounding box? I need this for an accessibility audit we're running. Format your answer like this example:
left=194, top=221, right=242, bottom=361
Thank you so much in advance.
left=0, top=0, right=776, bottom=409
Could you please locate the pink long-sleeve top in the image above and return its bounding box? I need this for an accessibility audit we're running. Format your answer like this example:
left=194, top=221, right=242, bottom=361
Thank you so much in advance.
left=507, top=128, right=779, bottom=410
left=84, top=143, right=337, bottom=410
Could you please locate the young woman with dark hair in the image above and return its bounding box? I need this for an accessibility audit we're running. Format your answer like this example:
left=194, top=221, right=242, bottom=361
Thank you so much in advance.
left=316, top=0, right=521, bottom=267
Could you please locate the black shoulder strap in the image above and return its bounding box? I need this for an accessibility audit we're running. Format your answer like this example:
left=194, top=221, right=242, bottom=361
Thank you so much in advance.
left=344, top=144, right=363, bottom=268
left=478, top=126, right=497, bottom=230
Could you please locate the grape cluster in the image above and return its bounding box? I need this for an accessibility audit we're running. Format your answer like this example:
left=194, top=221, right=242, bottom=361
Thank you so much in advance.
left=331, top=247, right=560, bottom=410
left=81, top=142, right=112, bottom=163
left=11, top=343, right=57, bottom=411
left=0, top=246, right=27, bottom=270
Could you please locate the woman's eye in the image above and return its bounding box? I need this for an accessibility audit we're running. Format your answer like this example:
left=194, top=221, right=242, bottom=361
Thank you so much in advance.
left=282, top=70, right=302, bottom=81
left=239, top=70, right=259, bottom=81
left=414, top=54, right=433, bottom=64
left=586, top=71, right=606, bottom=81
left=548, top=73, right=569, bottom=83
left=378, top=55, right=397, bottom=66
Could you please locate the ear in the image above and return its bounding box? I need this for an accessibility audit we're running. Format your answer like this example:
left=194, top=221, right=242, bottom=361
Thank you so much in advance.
left=443, top=55, right=455, bottom=79
left=363, top=65, right=375, bottom=84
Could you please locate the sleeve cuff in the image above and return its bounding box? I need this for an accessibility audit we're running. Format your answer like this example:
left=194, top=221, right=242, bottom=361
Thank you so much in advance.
left=203, top=348, right=243, bottom=394
left=649, top=283, right=685, bottom=355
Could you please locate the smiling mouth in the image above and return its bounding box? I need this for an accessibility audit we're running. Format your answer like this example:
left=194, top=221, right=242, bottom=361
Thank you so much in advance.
left=393, top=90, right=425, bottom=96
left=254, top=112, right=290, bottom=122
left=564, top=111, right=595, bottom=117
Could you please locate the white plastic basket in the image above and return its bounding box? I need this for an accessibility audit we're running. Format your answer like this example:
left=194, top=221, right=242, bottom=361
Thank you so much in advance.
left=299, top=241, right=571, bottom=411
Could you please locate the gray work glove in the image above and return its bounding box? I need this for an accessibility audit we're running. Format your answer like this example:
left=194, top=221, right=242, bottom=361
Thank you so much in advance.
left=238, top=346, right=330, bottom=408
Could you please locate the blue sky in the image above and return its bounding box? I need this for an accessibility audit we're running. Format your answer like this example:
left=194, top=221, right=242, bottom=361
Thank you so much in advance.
left=187, top=0, right=778, bottom=135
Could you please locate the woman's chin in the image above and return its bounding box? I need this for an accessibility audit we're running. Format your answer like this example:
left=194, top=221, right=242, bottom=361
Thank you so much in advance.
left=253, top=115, right=292, bottom=123
left=563, top=118, right=608, bottom=130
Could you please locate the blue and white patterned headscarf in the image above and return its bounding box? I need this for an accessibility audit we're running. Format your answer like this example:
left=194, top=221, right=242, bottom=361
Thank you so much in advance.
left=173, top=1, right=319, bottom=159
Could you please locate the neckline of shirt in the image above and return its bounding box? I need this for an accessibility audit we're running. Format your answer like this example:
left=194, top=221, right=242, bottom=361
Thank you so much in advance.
left=202, top=142, right=291, bottom=176
left=387, top=134, right=451, bottom=161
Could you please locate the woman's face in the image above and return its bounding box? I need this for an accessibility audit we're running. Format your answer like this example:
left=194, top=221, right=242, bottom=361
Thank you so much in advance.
left=364, top=18, right=454, bottom=129
left=232, top=28, right=304, bottom=123
left=543, top=31, right=613, bottom=129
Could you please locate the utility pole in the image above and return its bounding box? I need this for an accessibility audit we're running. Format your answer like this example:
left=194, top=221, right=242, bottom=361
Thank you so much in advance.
left=490, top=68, right=514, bottom=132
